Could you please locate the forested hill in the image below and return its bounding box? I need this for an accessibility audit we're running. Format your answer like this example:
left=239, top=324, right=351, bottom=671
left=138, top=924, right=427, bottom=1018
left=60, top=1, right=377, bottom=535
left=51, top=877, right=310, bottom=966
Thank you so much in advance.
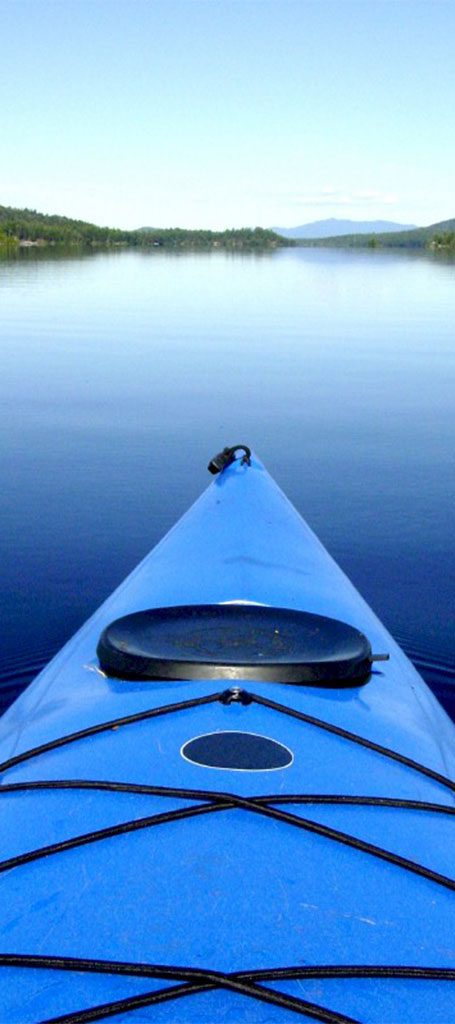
left=296, top=218, right=455, bottom=250
left=2, top=203, right=453, bottom=252
left=0, top=205, right=291, bottom=250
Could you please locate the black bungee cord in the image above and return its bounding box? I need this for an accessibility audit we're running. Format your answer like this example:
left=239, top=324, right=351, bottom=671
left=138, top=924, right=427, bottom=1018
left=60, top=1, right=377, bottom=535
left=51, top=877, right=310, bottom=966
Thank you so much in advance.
left=0, top=954, right=454, bottom=1024
left=0, top=686, right=454, bottom=1023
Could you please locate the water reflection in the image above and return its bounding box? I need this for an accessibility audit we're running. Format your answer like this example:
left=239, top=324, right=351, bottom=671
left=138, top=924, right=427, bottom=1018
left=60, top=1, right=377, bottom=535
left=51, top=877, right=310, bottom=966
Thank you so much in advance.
left=0, top=247, right=454, bottom=717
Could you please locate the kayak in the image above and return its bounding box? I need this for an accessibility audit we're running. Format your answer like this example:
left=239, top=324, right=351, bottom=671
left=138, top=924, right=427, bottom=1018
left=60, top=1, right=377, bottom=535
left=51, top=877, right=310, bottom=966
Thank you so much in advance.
left=0, top=447, right=454, bottom=1024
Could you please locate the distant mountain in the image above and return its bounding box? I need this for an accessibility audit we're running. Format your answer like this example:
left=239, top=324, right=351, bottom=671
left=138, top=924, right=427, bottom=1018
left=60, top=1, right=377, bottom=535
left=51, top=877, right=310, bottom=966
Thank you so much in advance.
left=273, top=218, right=417, bottom=239
left=294, top=218, right=455, bottom=250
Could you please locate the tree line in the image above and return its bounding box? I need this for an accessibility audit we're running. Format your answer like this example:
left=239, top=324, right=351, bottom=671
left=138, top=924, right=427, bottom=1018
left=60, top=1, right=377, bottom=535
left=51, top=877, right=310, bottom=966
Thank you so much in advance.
left=431, top=231, right=455, bottom=251
left=0, top=205, right=291, bottom=251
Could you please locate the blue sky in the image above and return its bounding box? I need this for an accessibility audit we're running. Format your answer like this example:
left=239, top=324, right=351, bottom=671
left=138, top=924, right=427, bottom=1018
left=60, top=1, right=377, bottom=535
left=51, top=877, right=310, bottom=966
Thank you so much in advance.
left=1, top=0, right=454, bottom=229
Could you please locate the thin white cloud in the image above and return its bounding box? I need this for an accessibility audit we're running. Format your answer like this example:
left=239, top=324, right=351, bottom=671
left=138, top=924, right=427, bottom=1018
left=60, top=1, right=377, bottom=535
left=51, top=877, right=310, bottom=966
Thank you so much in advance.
left=292, top=192, right=398, bottom=208
left=262, top=187, right=399, bottom=208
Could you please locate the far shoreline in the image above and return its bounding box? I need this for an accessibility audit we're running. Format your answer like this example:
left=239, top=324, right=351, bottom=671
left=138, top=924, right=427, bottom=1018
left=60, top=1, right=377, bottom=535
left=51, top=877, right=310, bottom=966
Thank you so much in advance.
left=1, top=203, right=454, bottom=253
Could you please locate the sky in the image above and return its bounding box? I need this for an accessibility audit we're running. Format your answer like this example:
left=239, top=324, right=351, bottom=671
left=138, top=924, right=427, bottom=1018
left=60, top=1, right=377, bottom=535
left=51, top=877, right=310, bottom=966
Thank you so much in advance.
left=1, top=0, right=454, bottom=230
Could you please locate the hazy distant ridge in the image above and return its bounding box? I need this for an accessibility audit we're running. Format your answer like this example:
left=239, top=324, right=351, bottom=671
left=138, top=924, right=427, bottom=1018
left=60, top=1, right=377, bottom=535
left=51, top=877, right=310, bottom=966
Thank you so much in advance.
left=293, top=218, right=455, bottom=250
left=273, top=218, right=417, bottom=239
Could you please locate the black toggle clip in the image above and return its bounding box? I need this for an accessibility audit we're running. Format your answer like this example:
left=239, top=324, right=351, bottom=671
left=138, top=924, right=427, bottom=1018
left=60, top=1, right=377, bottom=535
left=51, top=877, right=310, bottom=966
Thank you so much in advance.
left=208, top=445, right=252, bottom=475
left=220, top=687, right=253, bottom=705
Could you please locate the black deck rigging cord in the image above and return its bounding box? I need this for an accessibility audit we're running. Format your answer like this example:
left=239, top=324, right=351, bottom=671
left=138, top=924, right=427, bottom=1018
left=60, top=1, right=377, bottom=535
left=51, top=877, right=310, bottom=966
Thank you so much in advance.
left=0, top=781, right=454, bottom=891
left=1, top=686, right=454, bottom=795
left=0, top=685, right=454, bottom=1023
left=1, top=955, right=454, bottom=1024
left=2, top=953, right=454, bottom=982
left=0, top=690, right=223, bottom=777
left=41, top=971, right=357, bottom=1024
left=2, top=778, right=454, bottom=815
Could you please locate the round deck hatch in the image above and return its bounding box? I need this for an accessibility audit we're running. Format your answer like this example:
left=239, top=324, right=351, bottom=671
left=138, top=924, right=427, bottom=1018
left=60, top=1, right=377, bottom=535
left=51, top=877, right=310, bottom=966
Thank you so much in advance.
left=97, top=604, right=373, bottom=685
left=181, top=731, right=293, bottom=770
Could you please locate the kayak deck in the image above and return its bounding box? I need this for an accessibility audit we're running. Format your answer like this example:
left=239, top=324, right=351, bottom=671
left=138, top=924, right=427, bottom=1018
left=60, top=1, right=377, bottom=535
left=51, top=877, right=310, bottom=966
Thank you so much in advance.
left=0, top=453, right=454, bottom=1023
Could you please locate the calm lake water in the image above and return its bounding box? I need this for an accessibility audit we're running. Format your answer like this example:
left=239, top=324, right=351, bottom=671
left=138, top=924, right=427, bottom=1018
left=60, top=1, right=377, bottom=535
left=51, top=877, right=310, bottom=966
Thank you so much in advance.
left=0, top=246, right=454, bottom=717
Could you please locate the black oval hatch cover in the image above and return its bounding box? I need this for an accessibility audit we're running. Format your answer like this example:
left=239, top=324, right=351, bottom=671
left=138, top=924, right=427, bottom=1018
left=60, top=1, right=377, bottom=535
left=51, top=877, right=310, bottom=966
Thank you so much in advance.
left=181, top=731, right=293, bottom=770
left=97, top=604, right=373, bottom=686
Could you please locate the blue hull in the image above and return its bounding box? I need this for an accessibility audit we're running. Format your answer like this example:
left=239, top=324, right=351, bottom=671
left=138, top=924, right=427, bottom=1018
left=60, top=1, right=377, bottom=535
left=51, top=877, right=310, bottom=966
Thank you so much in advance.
left=0, top=454, right=454, bottom=1022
